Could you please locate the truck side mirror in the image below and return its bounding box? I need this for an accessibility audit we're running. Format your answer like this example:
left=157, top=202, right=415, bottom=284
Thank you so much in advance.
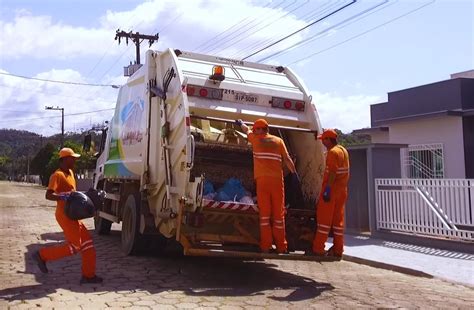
left=83, top=134, right=92, bottom=152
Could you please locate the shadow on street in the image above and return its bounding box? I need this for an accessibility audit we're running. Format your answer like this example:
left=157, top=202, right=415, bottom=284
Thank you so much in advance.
left=1, top=229, right=335, bottom=302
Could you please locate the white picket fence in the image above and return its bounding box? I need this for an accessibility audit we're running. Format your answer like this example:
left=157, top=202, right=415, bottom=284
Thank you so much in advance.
left=375, top=178, right=474, bottom=241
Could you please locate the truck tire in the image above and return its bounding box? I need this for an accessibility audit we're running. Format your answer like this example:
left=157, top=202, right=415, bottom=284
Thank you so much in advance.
left=121, top=193, right=143, bottom=255
left=94, top=214, right=112, bottom=235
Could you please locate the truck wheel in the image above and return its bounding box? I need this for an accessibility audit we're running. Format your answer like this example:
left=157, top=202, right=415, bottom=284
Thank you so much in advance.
left=121, top=193, right=143, bottom=255
left=94, top=214, right=112, bottom=235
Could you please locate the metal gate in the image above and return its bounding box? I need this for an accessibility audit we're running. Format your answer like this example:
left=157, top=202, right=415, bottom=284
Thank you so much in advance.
left=375, top=178, right=474, bottom=241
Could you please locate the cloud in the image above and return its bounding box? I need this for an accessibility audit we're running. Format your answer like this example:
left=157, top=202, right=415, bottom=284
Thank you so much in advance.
left=0, top=69, right=120, bottom=135
left=311, top=90, right=382, bottom=133
left=0, top=0, right=315, bottom=135
left=0, top=0, right=307, bottom=60
left=0, top=12, right=111, bottom=59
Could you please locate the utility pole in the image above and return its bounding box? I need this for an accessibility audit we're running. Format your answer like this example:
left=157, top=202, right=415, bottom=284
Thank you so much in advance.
left=45, top=106, right=64, bottom=148
left=26, top=155, right=29, bottom=183
left=115, top=29, right=159, bottom=65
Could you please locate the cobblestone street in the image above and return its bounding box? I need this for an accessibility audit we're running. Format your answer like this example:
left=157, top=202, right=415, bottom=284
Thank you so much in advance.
left=1, top=182, right=473, bottom=309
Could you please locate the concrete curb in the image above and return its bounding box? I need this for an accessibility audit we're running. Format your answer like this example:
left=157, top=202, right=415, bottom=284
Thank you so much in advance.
left=342, top=254, right=434, bottom=279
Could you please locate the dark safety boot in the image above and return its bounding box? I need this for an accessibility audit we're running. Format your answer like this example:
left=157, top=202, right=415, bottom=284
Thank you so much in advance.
left=80, top=275, right=103, bottom=285
left=326, top=246, right=343, bottom=260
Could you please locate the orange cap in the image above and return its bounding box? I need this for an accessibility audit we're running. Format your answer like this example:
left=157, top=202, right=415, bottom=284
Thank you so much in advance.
left=253, top=119, right=268, bottom=129
left=59, top=147, right=81, bottom=159
left=317, top=129, right=338, bottom=140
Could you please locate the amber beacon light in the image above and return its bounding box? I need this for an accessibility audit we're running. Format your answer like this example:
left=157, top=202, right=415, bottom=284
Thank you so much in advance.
left=209, top=65, right=225, bottom=81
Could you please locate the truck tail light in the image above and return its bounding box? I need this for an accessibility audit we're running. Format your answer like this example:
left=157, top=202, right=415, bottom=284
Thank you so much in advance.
left=187, top=86, right=196, bottom=96
left=271, top=97, right=305, bottom=111
left=186, top=84, right=223, bottom=100
left=199, top=88, right=208, bottom=97
left=295, top=101, right=305, bottom=111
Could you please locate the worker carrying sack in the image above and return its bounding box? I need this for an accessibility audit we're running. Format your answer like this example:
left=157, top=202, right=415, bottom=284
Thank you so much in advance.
left=64, top=191, right=95, bottom=220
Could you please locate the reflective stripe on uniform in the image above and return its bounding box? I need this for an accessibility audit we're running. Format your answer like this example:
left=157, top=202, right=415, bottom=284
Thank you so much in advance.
left=336, top=168, right=349, bottom=174
left=317, top=226, right=330, bottom=234
left=81, top=240, right=93, bottom=247
left=82, top=245, right=94, bottom=252
left=253, top=152, right=282, bottom=162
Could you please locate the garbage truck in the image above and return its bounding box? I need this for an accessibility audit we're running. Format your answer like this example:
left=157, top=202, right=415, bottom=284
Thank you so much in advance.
left=90, top=48, right=327, bottom=260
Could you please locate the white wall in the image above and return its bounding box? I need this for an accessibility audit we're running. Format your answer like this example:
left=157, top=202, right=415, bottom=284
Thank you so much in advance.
left=372, top=116, right=465, bottom=178
left=370, top=131, right=389, bottom=143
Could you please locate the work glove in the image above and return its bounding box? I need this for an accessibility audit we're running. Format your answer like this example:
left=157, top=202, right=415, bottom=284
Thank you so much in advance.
left=235, top=119, right=243, bottom=126
left=322, top=186, right=331, bottom=202
left=58, top=193, right=70, bottom=201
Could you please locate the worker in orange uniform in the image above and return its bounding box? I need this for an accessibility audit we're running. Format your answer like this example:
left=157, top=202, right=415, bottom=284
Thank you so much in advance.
left=310, top=129, right=350, bottom=259
left=236, top=119, right=297, bottom=254
left=33, top=147, right=103, bottom=284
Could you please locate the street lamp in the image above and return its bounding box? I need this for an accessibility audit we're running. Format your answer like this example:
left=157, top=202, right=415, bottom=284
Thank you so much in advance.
left=45, top=106, right=64, bottom=148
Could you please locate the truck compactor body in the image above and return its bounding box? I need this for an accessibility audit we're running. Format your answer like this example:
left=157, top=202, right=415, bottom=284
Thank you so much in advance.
left=92, top=48, right=326, bottom=259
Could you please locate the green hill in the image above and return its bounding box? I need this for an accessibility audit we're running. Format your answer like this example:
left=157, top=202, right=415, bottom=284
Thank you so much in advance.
left=0, top=129, right=101, bottom=181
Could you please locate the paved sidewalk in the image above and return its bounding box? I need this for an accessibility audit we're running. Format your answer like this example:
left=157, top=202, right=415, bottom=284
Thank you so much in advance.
left=338, top=234, right=474, bottom=287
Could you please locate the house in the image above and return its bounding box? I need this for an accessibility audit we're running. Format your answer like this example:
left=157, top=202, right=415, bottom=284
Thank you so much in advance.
left=354, top=70, right=474, bottom=179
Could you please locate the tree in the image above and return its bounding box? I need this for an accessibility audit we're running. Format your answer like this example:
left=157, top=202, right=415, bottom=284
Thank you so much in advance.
left=43, top=140, right=97, bottom=185
left=335, top=129, right=371, bottom=147
left=31, top=143, right=56, bottom=186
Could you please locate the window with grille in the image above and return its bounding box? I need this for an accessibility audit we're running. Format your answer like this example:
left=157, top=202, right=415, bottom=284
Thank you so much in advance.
left=402, top=143, right=444, bottom=178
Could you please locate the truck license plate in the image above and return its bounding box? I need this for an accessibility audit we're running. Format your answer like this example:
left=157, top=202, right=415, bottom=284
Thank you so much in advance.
left=234, top=92, right=258, bottom=103
left=223, top=89, right=259, bottom=104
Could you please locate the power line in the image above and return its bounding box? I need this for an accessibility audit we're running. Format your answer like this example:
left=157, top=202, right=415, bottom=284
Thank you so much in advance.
left=206, top=0, right=298, bottom=54
left=0, top=72, right=119, bottom=87
left=241, top=0, right=357, bottom=60
left=257, top=0, right=392, bottom=62
left=288, top=0, right=435, bottom=65
left=214, top=0, right=311, bottom=56
left=194, top=0, right=283, bottom=53
left=95, top=11, right=184, bottom=83
left=0, top=83, right=117, bottom=104
left=76, top=14, right=184, bottom=120
left=85, top=12, right=142, bottom=78
left=200, top=0, right=290, bottom=54
left=230, top=0, right=337, bottom=59
left=0, top=108, right=115, bottom=124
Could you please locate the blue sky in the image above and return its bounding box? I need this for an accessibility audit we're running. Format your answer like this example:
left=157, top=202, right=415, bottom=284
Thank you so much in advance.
left=0, top=0, right=472, bottom=135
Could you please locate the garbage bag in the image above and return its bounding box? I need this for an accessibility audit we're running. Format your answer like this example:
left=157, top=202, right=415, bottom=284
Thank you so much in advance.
left=215, top=178, right=247, bottom=202
left=215, top=191, right=232, bottom=202
left=203, top=180, right=215, bottom=195
left=85, top=188, right=105, bottom=211
left=203, top=192, right=216, bottom=200
left=239, top=195, right=254, bottom=204
left=64, top=191, right=95, bottom=220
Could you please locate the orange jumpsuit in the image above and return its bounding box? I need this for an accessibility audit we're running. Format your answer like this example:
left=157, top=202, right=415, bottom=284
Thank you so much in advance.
left=39, top=169, right=97, bottom=278
left=248, top=132, right=290, bottom=253
left=312, top=144, right=350, bottom=256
